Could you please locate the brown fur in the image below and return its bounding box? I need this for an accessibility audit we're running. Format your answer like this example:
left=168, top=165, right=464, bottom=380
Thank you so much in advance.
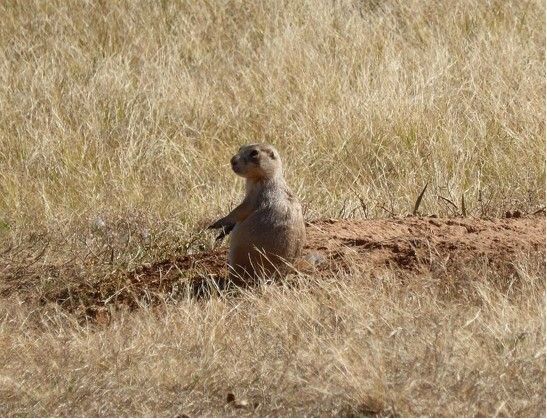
left=209, top=144, right=306, bottom=280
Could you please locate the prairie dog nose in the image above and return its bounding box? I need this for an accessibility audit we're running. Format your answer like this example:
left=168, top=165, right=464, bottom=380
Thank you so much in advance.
left=230, top=156, right=238, bottom=166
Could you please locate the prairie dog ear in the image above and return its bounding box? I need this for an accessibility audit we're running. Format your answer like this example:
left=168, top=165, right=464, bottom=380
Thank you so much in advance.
left=267, top=149, right=277, bottom=159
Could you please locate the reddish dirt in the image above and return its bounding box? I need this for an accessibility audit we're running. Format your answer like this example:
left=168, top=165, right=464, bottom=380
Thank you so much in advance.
left=110, top=215, right=545, bottom=306
left=305, top=215, right=545, bottom=274
left=2, top=215, right=545, bottom=318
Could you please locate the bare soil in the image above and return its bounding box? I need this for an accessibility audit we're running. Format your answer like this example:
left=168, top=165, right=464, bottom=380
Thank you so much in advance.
left=2, top=215, right=545, bottom=319
left=134, top=213, right=545, bottom=280
left=305, top=214, right=545, bottom=273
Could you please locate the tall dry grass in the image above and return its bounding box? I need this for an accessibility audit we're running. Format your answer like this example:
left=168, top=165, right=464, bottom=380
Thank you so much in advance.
left=0, top=0, right=545, bottom=416
left=0, top=0, right=544, bottom=240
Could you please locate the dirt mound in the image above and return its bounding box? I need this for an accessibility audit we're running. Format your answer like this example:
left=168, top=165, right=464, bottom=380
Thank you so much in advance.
left=306, top=215, right=545, bottom=273
left=3, top=215, right=545, bottom=318
left=101, top=215, right=545, bottom=308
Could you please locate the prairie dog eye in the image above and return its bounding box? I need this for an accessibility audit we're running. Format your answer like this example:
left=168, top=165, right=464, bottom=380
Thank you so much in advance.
left=249, top=150, right=259, bottom=158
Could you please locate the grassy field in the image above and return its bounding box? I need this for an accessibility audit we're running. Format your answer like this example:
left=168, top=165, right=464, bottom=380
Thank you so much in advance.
left=0, top=0, right=545, bottom=416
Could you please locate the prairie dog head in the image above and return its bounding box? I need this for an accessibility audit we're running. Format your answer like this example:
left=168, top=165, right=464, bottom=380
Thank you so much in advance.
left=230, top=144, right=282, bottom=180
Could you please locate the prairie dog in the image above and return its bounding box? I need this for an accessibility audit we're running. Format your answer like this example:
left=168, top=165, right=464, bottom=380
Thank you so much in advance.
left=209, top=144, right=306, bottom=280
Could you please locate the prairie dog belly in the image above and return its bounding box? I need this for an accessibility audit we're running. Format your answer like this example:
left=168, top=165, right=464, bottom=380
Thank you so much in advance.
left=228, top=207, right=305, bottom=278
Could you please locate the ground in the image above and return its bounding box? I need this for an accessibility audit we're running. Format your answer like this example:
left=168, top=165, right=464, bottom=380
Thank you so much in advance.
left=1, top=214, right=545, bottom=416
left=3, top=214, right=544, bottom=319
left=0, top=0, right=545, bottom=416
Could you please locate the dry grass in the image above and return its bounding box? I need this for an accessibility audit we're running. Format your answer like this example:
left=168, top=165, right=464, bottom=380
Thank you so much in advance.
left=0, top=0, right=544, bottom=237
left=1, top=259, right=545, bottom=417
left=0, top=0, right=545, bottom=416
